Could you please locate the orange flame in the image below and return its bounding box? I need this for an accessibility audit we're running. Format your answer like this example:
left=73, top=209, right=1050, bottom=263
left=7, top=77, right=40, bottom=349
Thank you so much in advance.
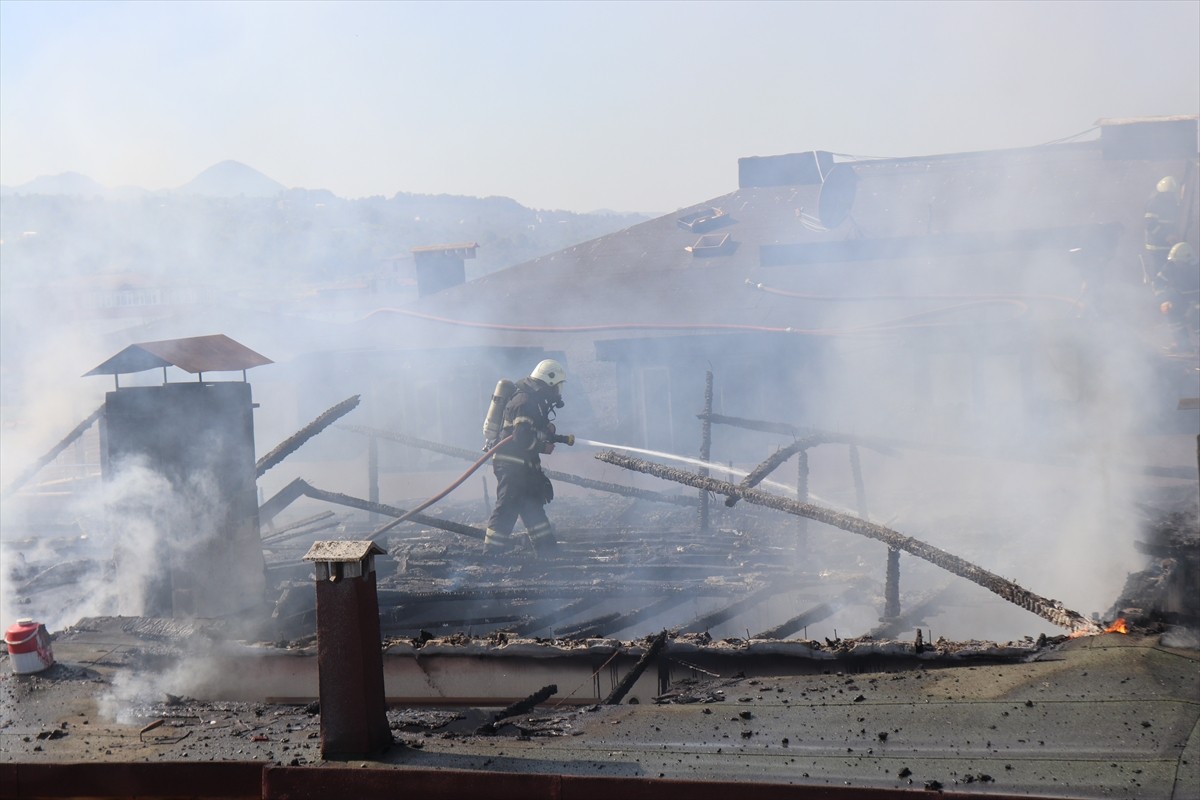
left=1069, top=617, right=1129, bottom=639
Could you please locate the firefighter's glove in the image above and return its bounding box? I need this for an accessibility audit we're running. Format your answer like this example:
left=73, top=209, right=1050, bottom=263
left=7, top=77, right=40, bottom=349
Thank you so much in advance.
left=538, top=424, right=557, bottom=454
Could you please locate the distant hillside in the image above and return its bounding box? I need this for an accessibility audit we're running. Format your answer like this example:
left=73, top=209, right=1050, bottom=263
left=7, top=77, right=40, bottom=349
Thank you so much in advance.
left=6, top=171, right=110, bottom=197
left=0, top=185, right=652, bottom=291
left=175, top=160, right=286, bottom=198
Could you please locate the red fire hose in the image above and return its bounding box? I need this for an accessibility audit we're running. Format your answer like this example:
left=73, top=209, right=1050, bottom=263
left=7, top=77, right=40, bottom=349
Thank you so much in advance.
left=369, top=435, right=513, bottom=538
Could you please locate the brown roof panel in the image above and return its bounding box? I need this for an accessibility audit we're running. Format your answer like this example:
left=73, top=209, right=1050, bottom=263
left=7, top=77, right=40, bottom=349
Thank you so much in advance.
left=84, top=334, right=273, bottom=377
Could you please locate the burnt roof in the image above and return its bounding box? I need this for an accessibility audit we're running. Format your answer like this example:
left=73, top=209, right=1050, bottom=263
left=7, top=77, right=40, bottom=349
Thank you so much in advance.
left=84, top=334, right=273, bottom=377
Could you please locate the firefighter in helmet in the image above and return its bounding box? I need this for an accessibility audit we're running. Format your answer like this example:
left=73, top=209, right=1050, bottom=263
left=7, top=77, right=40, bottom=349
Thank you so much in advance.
left=484, top=359, right=573, bottom=557
left=1153, top=242, right=1200, bottom=352
left=1143, top=176, right=1181, bottom=281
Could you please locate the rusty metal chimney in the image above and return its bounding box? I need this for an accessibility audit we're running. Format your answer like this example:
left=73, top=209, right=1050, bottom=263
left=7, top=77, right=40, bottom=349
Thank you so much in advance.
left=303, top=540, right=391, bottom=758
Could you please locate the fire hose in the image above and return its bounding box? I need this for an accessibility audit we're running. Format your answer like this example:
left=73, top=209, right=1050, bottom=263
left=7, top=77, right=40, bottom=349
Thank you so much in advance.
left=369, top=435, right=514, bottom=538
left=368, top=430, right=576, bottom=539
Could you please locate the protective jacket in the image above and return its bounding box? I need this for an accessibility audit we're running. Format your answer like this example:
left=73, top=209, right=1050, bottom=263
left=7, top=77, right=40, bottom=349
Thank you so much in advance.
left=1145, top=191, right=1180, bottom=255
left=493, top=378, right=559, bottom=470
left=485, top=378, right=561, bottom=555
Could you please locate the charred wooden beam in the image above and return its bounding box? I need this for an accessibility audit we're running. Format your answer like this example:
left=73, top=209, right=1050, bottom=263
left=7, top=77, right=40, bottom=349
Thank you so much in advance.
left=681, top=582, right=786, bottom=633
left=556, top=612, right=623, bottom=640
left=568, top=595, right=693, bottom=640
left=754, top=603, right=835, bottom=640
left=511, top=596, right=605, bottom=636
left=266, top=510, right=335, bottom=537
left=604, top=631, right=668, bottom=705
left=596, top=451, right=1100, bottom=634
left=725, top=434, right=826, bottom=508
left=259, top=477, right=310, bottom=526
left=477, top=684, right=558, bottom=734
left=2, top=405, right=103, bottom=498
left=298, top=481, right=485, bottom=541
left=725, top=432, right=895, bottom=508
left=261, top=513, right=342, bottom=547
left=340, top=425, right=696, bottom=507
left=867, top=584, right=955, bottom=640
left=256, top=395, right=361, bottom=477
left=379, top=582, right=746, bottom=610
left=753, top=585, right=864, bottom=639
left=382, top=614, right=524, bottom=632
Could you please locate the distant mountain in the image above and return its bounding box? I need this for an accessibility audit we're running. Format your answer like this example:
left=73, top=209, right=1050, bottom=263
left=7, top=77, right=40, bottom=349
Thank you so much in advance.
left=7, top=171, right=110, bottom=197
left=175, top=160, right=286, bottom=198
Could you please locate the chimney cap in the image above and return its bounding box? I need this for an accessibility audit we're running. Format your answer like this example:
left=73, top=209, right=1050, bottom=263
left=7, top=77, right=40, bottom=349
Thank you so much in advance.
left=303, top=540, right=386, bottom=564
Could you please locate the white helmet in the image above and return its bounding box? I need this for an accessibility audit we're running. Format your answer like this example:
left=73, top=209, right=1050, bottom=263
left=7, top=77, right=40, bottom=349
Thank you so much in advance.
left=1157, top=176, right=1179, bottom=193
left=1168, top=242, right=1195, bottom=263
left=530, top=359, right=566, bottom=387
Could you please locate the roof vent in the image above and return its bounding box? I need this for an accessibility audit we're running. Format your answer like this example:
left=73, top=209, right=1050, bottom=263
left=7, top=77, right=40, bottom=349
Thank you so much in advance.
left=676, top=207, right=729, bottom=233
left=686, top=233, right=733, bottom=257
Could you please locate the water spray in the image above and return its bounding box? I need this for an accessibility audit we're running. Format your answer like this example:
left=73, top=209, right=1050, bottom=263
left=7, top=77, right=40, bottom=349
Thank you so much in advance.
left=573, top=438, right=844, bottom=508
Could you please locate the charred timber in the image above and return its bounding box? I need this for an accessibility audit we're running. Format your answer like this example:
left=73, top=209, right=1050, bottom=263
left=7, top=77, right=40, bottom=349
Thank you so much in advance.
left=511, top=597, right=607, bottom=636
left=726, top=434, right=827, bottom=507
left=256, top=396, right=361, bottom=477
left=341, top=425, right=695, bottom=507
left=261, top=514, right=342, bottom=547
left=298, top=481, right=485, bottom=541
left=753, top=585, right=865, bottom=639
left=604, top=631, right=668, bottom=705
left=573, top=595, right=692, bottom=640
left=380, top=582, right=748, bottom=610
left=753, top=602, right=836, bottom=641
left=682, top=582, right=785, bottom=633
left=2, top=405, right=103, bottom=498
left=477, top=684, right=558, bottom=734
left=725, top=432, right=896, bottom=508
left=867, top=584, right=955, bottom=639
left=382, top=614, right=523, bottom=633
left=596, top=451, right=1100, bottom=634
left=259, top=478, right=310, bottom=526
left=555, top=612, right=624, bottom=640
left=561, top=597, right=696, bottom=642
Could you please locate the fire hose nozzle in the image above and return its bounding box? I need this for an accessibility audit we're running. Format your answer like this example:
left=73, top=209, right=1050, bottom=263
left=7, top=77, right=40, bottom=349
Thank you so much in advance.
left=552, top=433, right=575, bottom=446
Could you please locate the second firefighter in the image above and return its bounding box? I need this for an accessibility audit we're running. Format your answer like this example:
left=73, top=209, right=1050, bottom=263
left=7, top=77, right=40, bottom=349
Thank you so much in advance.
left=484, top=359, right=574, bottom=557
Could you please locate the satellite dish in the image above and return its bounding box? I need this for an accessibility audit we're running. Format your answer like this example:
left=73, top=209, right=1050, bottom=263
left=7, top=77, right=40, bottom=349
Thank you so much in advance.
left=817, top=164, right=858, bottom=229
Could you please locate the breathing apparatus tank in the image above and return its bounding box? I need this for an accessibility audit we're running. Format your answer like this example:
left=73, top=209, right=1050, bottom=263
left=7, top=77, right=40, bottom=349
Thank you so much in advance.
left=482, top=379, right=516, bottom=448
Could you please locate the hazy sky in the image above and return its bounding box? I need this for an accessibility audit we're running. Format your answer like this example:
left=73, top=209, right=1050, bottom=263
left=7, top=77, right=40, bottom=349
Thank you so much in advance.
left=1, top=0, right=1197, bottom=213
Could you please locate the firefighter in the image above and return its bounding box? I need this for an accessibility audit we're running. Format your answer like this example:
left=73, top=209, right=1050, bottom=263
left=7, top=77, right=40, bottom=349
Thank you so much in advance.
left=1143, top=176, right=1181, bottom=281
left=1153, top=242, right=1200, bottom=352
left=484, top=359, right=572, bottom=557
